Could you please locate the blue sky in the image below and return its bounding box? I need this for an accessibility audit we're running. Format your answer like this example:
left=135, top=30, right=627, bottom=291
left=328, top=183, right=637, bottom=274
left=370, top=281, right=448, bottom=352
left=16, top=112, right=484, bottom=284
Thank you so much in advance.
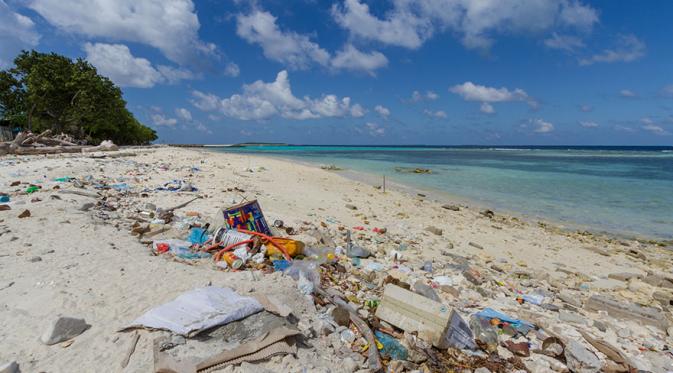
left=2, top=0, right=672, bottom=145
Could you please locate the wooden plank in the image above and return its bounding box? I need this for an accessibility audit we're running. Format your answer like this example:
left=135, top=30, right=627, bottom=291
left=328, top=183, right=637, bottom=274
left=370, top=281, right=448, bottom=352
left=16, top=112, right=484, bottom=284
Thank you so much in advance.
left=375, top=284, right=452, bottom=348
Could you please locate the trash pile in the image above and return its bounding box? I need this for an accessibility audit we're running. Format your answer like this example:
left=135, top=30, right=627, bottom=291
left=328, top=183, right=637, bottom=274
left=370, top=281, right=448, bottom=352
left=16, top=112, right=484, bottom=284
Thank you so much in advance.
left=4, top=154, right=673, bottom=373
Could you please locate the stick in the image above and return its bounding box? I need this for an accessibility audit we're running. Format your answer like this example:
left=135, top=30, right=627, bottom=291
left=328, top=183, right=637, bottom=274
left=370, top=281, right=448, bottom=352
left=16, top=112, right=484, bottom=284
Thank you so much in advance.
left=315, top=287, right=382, bottom=371
left=164, top=196, right=201, bottom=212
left=58, top=189, right=101, bottom=199
left=121, top=331, right=140, bottom=368
left=21, top=129, right=52, bottom=145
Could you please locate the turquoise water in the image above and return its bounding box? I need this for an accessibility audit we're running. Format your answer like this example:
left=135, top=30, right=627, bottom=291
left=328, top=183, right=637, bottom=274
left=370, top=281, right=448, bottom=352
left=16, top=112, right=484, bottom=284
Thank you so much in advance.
left=215, top=146, right=673, bottom=240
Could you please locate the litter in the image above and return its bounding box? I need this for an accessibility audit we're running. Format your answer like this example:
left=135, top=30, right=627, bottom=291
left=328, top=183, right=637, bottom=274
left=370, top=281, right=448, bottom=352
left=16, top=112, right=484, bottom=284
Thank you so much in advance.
left=473, top=308, right=535, bottom=335
left=125, top=287, right=263, bottom=336
left=223, top=199, right=271, bottom=235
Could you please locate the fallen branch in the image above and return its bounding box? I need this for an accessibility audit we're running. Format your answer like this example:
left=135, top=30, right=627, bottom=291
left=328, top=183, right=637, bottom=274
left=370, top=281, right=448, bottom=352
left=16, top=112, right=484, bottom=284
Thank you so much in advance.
left=164, top=196, right=201, bottom=212
left=121, top=331, right=140, bottom=368
left=21, top=129, right=52, bottom=146
left=58, top=189, right=101, bottom=199
left=315, top=287, right=382, bottom=371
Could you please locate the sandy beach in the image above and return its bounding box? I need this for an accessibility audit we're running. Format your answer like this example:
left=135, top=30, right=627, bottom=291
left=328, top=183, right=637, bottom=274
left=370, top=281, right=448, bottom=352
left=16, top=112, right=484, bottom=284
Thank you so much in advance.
left=1, top=146, right=672, bottom=373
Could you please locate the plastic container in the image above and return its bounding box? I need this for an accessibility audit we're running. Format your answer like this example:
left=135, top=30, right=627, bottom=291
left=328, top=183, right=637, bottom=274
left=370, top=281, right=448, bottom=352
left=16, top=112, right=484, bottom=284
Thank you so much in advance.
left=374, top=331, right=408, bottom=360
left=265, top=237, right=304, bottom=258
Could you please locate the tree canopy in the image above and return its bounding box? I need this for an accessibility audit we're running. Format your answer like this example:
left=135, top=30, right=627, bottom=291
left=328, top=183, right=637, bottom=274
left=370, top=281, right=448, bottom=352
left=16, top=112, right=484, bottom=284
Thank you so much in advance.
left=0, top=50, right=156, bottom=145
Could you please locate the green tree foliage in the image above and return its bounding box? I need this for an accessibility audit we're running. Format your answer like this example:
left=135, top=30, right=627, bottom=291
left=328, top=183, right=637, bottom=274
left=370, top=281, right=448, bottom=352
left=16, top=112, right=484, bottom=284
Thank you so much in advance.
left=0, top=50, right=156, bottom=145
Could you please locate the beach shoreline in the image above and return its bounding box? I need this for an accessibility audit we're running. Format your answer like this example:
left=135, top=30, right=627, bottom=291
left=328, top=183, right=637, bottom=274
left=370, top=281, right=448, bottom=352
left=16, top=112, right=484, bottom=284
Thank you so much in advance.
left=207, top=148, right=671, bottom=245
left=1, top=146, right=672, bottom=372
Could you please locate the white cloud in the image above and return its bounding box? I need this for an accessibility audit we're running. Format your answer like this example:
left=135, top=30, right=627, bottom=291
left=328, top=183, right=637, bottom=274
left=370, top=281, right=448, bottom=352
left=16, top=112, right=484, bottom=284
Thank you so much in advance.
left=236, top=10, right=330, bottom=70
left=450, top=82, right=536, bottom=113
left=193, top=121, right=212, bottom=134
left=84, top=43, right=193, bottom=88
left=424, top=109, right=447, bottom=119
left=579, top=34, right=645, bottom=65
left=619, top=89, right=636, bottom=98
left=84, top=43, right=162, bottom=88
left=29, top=0, right=214, bottom=66
left=157, top=65, right=195, bottom=84
left=331, top=0, right=598, bottom=51
left=350, top=104, right=366, bottom=117
left=175, top=108, right=192, bottom=121
left=0, top=0, right=40, bottom=68
left=151, top=114, right=177, bottom=127
left=641, top=118, right=670, bottom=136
left=224, top=62, right=240, bottom=77
left=660, top=85, right=673, bottom=98
left=190, top=70, right=365, bottom=121
left=410, top=90, right=438, bottom=102
left=579, top=120, right=599, bottom=128
left=236, top=10, right=387, bottom=74
left=480, top=102, right=495, bottom=114
left=614, top=125, right=635, bottom=133
left=331, top=44, right=388, bottom=74
left=544, top=33, right=585, bottom=52
left=532, top=118, right=554, bottom=133
left=579, top=104, right=593, bottom=112
left=642, top=124, right=669, bottom=136
left=374, top=105, right=390, bottom=119
left=191, top=91, right=221, bottom=111
left=365, top=122, right=385, bottom=136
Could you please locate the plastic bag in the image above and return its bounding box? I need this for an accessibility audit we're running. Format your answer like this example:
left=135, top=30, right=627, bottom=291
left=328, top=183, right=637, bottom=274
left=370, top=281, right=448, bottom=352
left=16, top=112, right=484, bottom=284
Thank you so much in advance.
left=374, top=330, right=408, bottom=360
left=283, top=260, right=320, bottom=285
left=303, top=247, right=336, bottom=264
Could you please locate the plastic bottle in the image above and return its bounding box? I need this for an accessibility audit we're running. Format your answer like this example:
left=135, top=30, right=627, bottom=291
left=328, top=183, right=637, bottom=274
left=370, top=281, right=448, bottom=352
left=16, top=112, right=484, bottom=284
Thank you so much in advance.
left=469, top=316, right=499, bottom=353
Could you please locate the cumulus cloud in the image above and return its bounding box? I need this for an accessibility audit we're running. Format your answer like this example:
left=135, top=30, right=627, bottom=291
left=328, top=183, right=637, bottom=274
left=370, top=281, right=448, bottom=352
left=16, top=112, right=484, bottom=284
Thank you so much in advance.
left=579, top=34, right=645, bottom=65
left=579, top=120, right=599, bottom=128
left=0, top=0, right=40, bottom=68
left=175, top=108, right=192, bottom=121
left=424, top=109, right=447, bottom=119
left=84, top=43, right=193, bottom=88
left=619, top=89, right=637, bottom=98
left=151, top=114, right=177, bottom=127
left=449, top=82, right=536, bottom=113
left=190, top=70, right=365, bottom=121
left=374, top=105, right=390, bottom=119
left=544, top=33, right=585, bottom=53
left=237, top=10, right=387, bottom=74
left=410, top=90, right=438, bottom=102
left=331, top=0, right=598, bottom=51
left=29, top=0, right=214, bottom=66
left=224, top=62, right=241, bottom=77
left=236, top=10, right=330, bottom=70
left=532, top=118, right=554, bottom=133
left=331, top=44, right=388, bottom=74
left=365, top=122, right=385, bottom=136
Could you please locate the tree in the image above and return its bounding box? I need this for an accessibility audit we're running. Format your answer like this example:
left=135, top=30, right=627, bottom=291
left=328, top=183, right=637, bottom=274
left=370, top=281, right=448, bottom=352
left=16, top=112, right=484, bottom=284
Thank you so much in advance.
left=0, top=50, right=156, bottom=145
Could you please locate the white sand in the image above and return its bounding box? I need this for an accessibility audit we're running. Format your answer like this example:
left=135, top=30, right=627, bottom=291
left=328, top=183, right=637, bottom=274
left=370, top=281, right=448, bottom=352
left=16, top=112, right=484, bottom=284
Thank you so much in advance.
left=0, top=147, right=670, bottom=372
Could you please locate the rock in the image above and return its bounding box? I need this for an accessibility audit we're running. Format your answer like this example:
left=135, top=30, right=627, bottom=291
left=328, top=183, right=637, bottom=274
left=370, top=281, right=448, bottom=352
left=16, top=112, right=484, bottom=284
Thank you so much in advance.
left=564, top=339, right=601, bottom=373
left=559, top=310, right=588, bottom=325
left=412, top=281, right=441, bottom=302
left=0, top=205, right=10, bottom=211
left=558, top=290, right=583, bottom=308
left=78, top=202, right=95, bottom=211
left=480, top=209, right=494, bottom=219
left=345, top=204, right=357, bottom=210
left=475, top=368, right=492, bottom=373
left=593, top=320, right=608, bottom=332
left=17, top=209, right=30, bottom=218
left=585, top=294, right=668, bottom=330
left=462, top=267, right=485, bottom=285
left=313, top=319, right=335, bottom=336
left=441, top=204, right=460, bottom=211
left=617, top=328, right=631, bottom=338
left=643, top=274, right=673, bottom=289
left=425, top=226, right=442, bottom=236
left=27, top=256, right=42, bottom=263
left=41, top=316, right=90, bottom=345
left=0, top=361, right=19, bottom=373
left=331, top=306, right=351, bottom=327
left=341, top=357, right=359, bottom=373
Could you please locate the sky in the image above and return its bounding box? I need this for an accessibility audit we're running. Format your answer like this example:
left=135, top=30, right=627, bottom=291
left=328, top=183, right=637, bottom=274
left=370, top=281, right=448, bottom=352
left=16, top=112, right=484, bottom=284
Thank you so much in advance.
left=1, top=0, right=672, bottom=145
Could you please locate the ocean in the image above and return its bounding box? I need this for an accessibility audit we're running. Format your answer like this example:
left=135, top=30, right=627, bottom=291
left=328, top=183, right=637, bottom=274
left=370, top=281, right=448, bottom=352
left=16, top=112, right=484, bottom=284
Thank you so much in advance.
left=214, top=145, right=673, bottom=240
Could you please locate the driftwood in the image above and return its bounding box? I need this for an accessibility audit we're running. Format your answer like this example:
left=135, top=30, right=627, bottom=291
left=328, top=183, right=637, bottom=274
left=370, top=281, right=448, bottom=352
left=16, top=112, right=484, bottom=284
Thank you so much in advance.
left=58, top=189, right=101, bottom=199
left=121, top=331, right=140, bottom=368
left=2, top=131, right=118, bottom=156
